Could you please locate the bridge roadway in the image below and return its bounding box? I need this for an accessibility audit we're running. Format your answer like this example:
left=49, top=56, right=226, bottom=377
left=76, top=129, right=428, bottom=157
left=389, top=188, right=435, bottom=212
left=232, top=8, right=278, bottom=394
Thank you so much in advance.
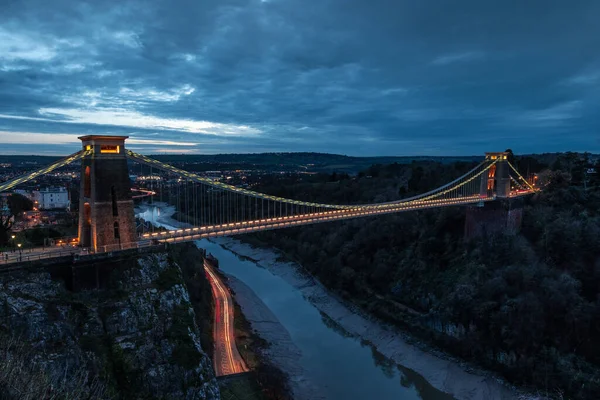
left=143, top=194, right=495, bottom=244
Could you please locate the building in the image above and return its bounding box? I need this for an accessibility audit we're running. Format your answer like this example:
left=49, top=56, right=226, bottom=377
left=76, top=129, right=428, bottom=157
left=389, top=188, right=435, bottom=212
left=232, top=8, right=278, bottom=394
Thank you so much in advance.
left=33, top=187, right=70, bottom=210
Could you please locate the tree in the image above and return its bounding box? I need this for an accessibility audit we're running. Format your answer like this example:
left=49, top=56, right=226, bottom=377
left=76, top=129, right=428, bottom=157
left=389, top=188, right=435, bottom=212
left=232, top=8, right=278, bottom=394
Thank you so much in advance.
left=407, top=166, right=424, bottom=192
left=0, top=194, right=33, bottom=246
left=536, top=170, right=570, bottom=191
left=0, top=198, right=13, bottom=247
left=592, top=159, right=600, bottom=187
left=7, top=193, right=33, bottom=215
left=504, top=148, right=516, bottom=165
left=560, top=152, right=580, bottom=175
left=571, top=152, right=590, bottom=186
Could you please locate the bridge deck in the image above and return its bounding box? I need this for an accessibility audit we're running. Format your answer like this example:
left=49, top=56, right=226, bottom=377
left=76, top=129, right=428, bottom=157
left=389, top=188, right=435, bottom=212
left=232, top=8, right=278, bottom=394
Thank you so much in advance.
left=143, top=195, right=503, bottom=245
left=0, top=191, right=534, bottom=267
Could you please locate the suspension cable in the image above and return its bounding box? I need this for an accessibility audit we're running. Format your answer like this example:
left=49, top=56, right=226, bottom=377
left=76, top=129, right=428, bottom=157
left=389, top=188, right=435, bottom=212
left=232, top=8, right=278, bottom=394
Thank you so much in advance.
left=507, top=161, right=538, bottom=192
left=0, top=149, right=90, bottom=193
left=127, top=150, right=496, bottom=211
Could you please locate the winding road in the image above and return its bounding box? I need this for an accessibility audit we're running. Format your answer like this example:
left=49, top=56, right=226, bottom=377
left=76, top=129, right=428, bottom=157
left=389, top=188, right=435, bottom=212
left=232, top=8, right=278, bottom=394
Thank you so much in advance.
left=204, top=259, right=249, bottom=376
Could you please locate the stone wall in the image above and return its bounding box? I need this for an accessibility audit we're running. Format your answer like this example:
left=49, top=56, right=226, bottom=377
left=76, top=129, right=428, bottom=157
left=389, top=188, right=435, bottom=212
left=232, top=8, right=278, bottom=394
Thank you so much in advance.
left=93, top=200, right=137, bottom=250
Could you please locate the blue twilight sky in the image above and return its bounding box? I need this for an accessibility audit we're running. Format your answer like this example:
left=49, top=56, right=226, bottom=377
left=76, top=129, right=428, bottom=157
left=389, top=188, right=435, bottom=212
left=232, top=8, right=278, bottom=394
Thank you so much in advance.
left=0, top=0, right=599, bottom=156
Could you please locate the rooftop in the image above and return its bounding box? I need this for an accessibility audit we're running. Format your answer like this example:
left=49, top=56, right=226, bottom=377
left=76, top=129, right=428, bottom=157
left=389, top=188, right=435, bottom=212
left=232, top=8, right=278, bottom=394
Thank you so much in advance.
left=78, top=135, right=129, bottom=141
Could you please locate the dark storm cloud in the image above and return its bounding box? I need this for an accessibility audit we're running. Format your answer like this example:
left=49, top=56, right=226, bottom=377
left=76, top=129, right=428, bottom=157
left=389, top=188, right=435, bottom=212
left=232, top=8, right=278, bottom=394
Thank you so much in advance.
left=0, top=0, right=599, bottom=155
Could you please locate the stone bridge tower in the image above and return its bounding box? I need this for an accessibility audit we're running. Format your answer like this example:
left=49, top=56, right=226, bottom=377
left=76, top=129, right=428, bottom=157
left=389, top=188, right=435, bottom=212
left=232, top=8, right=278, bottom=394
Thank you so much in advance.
left=467, top=151, right=522, bottom=239
left=78, top=136, right=137, bottom=252
left=480, top=152, right=511, bottom=199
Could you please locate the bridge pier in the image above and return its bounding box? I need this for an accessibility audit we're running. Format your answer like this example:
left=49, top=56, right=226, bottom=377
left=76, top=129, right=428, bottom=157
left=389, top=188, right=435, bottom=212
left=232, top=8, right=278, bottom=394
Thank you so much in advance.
left=464, top=198, right=524, bottom=239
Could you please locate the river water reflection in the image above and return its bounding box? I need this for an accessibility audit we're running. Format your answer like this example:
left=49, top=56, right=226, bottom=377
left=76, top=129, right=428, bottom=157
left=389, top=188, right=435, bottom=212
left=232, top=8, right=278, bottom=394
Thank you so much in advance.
left=138, top=204, right=455, bottom=400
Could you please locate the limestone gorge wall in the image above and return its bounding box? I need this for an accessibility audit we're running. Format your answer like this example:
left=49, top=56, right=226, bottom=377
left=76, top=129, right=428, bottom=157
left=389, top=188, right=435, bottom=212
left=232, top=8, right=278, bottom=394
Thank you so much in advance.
left=0, top=251, right=220, bottom=399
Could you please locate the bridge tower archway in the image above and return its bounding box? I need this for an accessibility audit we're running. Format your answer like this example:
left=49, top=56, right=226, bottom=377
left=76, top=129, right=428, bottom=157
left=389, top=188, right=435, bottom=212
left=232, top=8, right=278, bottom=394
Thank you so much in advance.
left=77, top=136, right=137, bottom=252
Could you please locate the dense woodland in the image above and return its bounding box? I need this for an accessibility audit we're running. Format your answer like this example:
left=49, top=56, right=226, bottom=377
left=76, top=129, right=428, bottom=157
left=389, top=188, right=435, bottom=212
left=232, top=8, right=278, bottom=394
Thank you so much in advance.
left=244, top=152, right=600, bottom=399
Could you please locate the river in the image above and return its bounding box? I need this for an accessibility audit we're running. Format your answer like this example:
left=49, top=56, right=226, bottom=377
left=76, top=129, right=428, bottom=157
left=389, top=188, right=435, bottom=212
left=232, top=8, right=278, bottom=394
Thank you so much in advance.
left=137, top=203, right=520, bottom=400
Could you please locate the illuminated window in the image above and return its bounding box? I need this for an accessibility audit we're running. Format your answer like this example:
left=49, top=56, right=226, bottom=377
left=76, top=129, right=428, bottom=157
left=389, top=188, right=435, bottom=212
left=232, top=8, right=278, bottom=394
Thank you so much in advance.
left=487, top=164, right=497, bottom=190
left=84, top=166, right=91, bottom=197
left=100, top=145, right=120, bottom=154
left=85, top=145, right=92, bottom=151
left=84, top=202, right=91, bottom=225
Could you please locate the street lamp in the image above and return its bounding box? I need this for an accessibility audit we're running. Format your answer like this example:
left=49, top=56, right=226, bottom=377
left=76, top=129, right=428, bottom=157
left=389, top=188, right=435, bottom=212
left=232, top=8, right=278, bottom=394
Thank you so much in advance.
left=17, top=243, right=22, bottom=261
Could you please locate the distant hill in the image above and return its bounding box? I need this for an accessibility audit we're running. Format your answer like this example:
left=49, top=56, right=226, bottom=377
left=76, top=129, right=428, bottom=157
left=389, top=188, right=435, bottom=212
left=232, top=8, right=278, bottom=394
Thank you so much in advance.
left=1, top=151, right=597, bottom=174
left=147, top=152, right=483, bottom=173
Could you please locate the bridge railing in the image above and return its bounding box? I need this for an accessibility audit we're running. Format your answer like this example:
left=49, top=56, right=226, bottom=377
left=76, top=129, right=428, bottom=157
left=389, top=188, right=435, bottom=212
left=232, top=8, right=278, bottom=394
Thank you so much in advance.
left=0, top=248, right=79, bottom=265
left=0, top=240, right=158, bottom=267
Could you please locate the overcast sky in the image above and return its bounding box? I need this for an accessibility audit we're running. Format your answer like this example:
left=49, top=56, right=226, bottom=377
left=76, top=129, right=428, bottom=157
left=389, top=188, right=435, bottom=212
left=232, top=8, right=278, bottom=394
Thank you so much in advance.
left=0, top=0, right=599, bottom=156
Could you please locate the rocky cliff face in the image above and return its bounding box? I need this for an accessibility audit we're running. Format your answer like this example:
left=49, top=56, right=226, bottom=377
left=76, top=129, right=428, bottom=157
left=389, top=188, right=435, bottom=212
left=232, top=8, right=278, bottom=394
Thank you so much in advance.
left=0, top=252, right=220, bottom=400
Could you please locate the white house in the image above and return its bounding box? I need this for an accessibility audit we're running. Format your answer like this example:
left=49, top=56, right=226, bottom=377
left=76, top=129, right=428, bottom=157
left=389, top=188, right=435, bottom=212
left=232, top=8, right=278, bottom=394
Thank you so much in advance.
left=32, top=187, right=70, bottom=210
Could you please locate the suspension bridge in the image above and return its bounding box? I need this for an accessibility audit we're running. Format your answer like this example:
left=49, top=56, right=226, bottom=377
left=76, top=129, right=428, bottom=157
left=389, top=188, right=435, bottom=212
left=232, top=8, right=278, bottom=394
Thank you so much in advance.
left=0, top=136, right=537, bottom=263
